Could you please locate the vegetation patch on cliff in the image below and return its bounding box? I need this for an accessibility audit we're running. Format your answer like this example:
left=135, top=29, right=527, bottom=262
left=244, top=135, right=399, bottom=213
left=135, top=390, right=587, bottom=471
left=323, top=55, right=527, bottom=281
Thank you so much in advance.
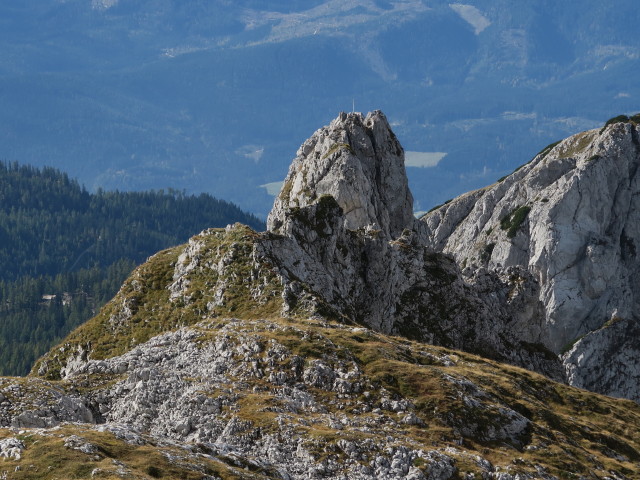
left=600, top=113, right=640, bottom=133
left=536, top=140, right=562, bottom=160
left=0, top=425, right=262, bottom=480
left=322, top=143, right=355, bottom=159
left=557, top=130, right=598, bottom=158
left=500, top=205, right=532, bottom=239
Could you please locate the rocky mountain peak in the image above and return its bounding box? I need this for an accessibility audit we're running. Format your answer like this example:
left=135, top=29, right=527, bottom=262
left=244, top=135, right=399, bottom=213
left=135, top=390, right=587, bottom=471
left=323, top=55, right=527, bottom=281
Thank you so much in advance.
left=267, top=110, right=414, bottom=239
left=261, top=111, right=561, bottom=380
left=422, top=117, right=640, bottom=401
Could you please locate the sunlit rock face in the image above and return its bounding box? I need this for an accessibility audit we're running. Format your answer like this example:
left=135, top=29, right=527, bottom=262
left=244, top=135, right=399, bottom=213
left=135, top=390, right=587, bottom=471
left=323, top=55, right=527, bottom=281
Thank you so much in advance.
left=422, top=120, right=640, bottom=401
left=264, top=111, right=561, bottom=381
left=267, top=110, right=414, bottom=240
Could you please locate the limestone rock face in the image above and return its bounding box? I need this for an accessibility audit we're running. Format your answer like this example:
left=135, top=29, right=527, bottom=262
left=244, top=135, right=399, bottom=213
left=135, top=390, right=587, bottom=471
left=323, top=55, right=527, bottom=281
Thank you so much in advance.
left=268, top=111, right=414, bottom=239
left=0, top=377, right=95, bottom=429
left=422, top=120, right=640, bottom=401
left=262, top=111, right=561, bottom=380
left=563, top=317, right=640, bottom=400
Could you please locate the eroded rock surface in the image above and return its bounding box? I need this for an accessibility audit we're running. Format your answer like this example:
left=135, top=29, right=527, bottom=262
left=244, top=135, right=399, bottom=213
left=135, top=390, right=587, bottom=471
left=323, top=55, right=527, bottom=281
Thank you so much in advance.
left=262, top=111, right=560, bottom=380
left=422, top=120, right=640, bottom=400
left=268, top=111, right=414, bottom=239
left=15, top=318, right=635, bottom=479
left=0, top=377, right=95, bottom=429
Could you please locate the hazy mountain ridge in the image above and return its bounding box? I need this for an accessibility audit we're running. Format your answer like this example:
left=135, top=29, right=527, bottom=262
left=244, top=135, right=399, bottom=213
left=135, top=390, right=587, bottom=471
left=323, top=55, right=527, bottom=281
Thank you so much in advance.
left=1, top=1, right=639, bottom=216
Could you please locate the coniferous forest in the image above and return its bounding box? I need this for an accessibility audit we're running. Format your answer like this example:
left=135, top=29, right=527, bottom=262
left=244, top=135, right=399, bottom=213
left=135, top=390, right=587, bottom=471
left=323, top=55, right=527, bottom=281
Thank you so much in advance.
left=0, top=161, right=264, bottom=375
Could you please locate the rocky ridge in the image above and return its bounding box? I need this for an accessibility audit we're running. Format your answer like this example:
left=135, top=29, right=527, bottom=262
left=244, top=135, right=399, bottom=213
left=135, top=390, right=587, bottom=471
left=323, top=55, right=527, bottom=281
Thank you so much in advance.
left=263, top=111, right=560, bottom=379
left=0, top=112, right=639, bottom=478
left=422, top=115, right=640, bottom=401
left=4, top=311, right=640, bottom=479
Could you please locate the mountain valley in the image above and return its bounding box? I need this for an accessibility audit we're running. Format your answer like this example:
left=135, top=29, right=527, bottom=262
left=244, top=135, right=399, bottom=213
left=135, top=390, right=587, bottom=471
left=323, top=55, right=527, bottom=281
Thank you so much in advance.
left=2, top=1, right=639, bottom=216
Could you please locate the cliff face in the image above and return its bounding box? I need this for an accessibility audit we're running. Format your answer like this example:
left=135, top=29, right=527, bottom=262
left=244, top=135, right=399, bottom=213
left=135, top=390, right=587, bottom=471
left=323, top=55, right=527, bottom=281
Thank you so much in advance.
left=268, top=111, right=414, bottom=239
left=263, top=111, right=560, bottom=378
left=422, top=118, right=640, bottom=401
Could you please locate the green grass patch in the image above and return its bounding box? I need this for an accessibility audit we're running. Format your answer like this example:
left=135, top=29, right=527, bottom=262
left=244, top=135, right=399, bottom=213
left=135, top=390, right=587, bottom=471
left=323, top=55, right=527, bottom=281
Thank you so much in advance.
left=598, top=113, right=640, bottom=133
left=536, top=140, right=562, bottom=159
left=0, top=425, right=259, bottom=480
left=500, top=205, right=531, bottom=239
left=33, top=224, right=288, bottom=379
left=557, top=130, right=597, bottom=158
left=427, top=198, right=453, bottom=213
left=278, top=178, right=293, bottom=202
left=601, top=114, right=630, bottom=133
left=322, top=143, right=355, bottom=159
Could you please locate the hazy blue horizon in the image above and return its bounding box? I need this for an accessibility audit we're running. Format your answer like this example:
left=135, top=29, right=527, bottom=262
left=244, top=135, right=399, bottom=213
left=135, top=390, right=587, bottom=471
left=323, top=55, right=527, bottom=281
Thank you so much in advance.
left=2, top=0, right=638, bottom=217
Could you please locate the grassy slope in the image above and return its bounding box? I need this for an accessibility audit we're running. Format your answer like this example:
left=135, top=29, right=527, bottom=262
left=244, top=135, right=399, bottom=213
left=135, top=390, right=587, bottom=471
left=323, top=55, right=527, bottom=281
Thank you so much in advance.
left=0, top=425, right=264, bottom=480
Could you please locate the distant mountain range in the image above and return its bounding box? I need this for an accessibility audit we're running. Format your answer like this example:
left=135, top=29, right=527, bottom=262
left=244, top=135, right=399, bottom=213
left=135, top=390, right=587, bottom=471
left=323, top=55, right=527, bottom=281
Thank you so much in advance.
left=1, top=1, right=639, bottom=216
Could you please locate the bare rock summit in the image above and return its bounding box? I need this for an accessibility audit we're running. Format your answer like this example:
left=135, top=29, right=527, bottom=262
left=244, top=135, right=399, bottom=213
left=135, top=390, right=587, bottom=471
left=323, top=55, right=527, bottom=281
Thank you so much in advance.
left=263, top=111, right=561, bottom=379
left=268, top=110, right=414, bottom=239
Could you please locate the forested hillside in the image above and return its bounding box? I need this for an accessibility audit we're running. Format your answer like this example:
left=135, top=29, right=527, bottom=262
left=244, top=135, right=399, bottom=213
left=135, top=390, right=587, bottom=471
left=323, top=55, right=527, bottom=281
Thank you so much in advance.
left=0, top=162, right=264, bottom=375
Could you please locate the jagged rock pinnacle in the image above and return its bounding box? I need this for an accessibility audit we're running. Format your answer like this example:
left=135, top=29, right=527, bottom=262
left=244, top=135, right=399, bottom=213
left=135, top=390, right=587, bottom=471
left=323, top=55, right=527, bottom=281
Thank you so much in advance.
left=259, top=111, right=561, bottom=381
left=267, top=110, right=414, bottom=239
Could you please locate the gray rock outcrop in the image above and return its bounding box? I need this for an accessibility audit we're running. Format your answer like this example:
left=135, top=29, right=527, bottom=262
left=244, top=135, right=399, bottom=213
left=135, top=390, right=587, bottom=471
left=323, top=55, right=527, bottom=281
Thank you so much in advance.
left=7, top=319, right=569, bottom=480
left=0, top=377, right=95, bottom=429
left=422, top=119, right=640, bottom=401
left=0, top=437, right=25, bottom=460
left=268, top=111, right=414, bottom=239
left=263, top=111, right=561, bottom=380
